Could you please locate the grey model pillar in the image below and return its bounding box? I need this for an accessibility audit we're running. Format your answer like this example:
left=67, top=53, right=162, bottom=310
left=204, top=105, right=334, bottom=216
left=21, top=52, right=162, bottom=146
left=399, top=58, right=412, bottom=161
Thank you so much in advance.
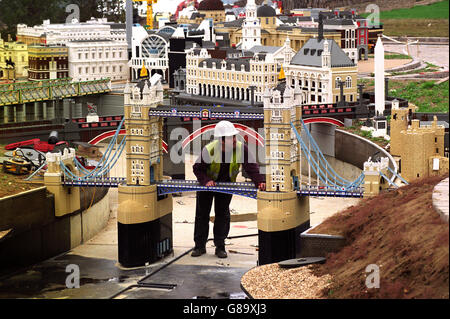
left=16, top=104, right=26, bottom=122
left=47, top=100, right=56, bottom=120
left=356, top=83, right=368, bottom=118
left=35, top=101, right=43, bottom=120
left=337, top=81, right=345, bottom=107
left=43, top=102, right=48, bottom=119
left=26, top=103, right=34, bottom=121
left=7, top=105, right=16, bottom=123
left=0, top=106, right=4, bottom=123
left=73, top=101, right=82, bottom=119
left=249, top=86, right=256, bottom=106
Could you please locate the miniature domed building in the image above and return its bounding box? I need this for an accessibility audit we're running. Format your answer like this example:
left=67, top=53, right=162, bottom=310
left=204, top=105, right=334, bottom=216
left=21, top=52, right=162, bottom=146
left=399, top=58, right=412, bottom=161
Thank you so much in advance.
left=257, top=4, right=276, bottom=17
left=257, top=3, right=276, bottom=28
left=198, top=0, right=226, bottom=22
left=198, top=0, right=224, bottom=11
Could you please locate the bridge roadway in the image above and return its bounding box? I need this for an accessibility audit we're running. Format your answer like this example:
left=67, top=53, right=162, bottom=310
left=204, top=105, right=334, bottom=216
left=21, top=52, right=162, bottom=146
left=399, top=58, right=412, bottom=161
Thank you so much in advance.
left=62, top=178, right=364, bottom=198
left=70, top=101, right=359, bottom=131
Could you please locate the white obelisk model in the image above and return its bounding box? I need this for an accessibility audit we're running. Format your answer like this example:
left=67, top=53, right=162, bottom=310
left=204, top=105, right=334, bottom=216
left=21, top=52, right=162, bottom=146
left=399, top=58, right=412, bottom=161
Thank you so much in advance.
left=374, top=35, right=385, bottom=116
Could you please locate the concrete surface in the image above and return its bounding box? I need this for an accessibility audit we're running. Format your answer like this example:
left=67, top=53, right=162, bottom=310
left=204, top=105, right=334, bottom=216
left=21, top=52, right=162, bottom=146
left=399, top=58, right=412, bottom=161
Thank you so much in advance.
left=358, top=57, right=413, bottom=74
left=384, top=43, right=449, bottom=70
left=432, top=177, right=449, bottom=223
left=0, top=150, right=360, bottom=298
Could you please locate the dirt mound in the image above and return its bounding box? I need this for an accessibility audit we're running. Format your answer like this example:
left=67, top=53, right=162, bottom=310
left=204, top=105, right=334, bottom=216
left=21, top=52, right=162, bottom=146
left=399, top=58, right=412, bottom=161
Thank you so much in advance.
left=311, top=174, right=449, bottom=298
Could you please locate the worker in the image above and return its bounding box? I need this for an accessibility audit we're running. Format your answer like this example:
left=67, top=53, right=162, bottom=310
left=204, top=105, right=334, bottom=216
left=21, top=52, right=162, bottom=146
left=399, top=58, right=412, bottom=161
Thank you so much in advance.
left=192, top=120, right=266, bottom=258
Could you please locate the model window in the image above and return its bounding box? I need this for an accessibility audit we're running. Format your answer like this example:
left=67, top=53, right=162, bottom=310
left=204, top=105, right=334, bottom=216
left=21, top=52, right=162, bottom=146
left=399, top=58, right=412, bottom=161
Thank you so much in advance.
left=346, top=76, right=352, bottom=88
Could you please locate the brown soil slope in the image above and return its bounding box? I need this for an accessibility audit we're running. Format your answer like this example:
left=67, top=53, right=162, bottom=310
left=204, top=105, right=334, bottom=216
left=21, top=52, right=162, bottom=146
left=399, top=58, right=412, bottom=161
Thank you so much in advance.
left=311, top=174, right=449, bottom=298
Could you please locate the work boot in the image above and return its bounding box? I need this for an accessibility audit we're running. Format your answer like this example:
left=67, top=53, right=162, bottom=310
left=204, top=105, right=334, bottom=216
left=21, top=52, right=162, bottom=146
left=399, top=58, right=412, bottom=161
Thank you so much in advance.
left=215, top=246, right=228, bottom=259
left=191, top=246, right=206, bottom=257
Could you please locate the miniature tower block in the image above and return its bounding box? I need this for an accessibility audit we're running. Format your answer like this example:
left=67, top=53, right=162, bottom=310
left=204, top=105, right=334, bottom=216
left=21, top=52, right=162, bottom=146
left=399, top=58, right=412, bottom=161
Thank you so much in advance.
left=363, top=157, right=391, bottom=197
left=44, top=148, right=81, bottom=217
left=257, top=81, right=310, bottom=266
left=117, top=74, right=174, bottom=268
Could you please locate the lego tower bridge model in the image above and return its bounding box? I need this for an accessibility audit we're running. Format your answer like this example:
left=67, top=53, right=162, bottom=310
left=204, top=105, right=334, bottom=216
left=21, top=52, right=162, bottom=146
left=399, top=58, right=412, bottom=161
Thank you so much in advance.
left=117, top=73, right=311, bottom=268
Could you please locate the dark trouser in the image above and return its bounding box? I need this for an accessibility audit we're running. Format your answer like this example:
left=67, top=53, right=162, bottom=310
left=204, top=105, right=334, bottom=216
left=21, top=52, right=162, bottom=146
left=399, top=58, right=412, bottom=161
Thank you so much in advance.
left=194, top=191, right=233, bottom=248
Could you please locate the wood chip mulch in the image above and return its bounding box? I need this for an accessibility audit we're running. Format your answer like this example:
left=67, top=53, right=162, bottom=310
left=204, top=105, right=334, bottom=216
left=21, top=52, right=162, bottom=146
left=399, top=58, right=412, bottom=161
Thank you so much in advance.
left=241, top=264, right=332, bottom=299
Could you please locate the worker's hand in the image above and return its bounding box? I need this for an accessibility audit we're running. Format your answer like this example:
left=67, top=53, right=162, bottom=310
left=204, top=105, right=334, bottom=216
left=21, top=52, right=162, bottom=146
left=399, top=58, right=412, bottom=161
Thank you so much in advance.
left=205, top=180, right=216, bottom=187
left=258, top=182, right=266, bottom=191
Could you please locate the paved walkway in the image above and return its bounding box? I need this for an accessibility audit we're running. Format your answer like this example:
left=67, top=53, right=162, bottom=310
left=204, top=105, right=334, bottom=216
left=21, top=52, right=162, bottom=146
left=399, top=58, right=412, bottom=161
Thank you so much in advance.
left=0, top=151, right=360, bottom=298
left=432, top=177, right=449, bottom=223
left=358, top=58, right=412, bottom=74
left=384, top=43, right=449, bottom=69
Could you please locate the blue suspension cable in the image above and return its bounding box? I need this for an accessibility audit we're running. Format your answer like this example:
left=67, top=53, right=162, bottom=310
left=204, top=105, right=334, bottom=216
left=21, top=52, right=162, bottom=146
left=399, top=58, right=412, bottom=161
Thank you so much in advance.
left=61, top=117, right=125, bottom=180
left=291, top=123, right=344, bottom=190
left=292, top=122, right=364, bottom=192
left=300, top=120, right=351, bottom=185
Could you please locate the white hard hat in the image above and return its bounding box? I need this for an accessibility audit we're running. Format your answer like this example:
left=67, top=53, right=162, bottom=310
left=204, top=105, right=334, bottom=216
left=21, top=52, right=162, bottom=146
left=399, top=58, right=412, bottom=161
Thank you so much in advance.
left=214, top=120, right=239, bottom=138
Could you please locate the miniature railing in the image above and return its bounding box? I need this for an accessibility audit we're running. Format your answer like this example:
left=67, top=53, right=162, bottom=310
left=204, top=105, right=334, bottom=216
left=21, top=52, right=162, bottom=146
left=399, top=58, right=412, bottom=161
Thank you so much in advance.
left=0, top=78, right=111, bottom=106
left=62, top=177, right=126, bottom=188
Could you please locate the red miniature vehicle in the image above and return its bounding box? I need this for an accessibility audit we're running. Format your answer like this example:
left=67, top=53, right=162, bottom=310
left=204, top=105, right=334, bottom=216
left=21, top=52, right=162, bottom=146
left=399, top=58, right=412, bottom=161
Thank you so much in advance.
left=5, top=131, right=69, bottom=153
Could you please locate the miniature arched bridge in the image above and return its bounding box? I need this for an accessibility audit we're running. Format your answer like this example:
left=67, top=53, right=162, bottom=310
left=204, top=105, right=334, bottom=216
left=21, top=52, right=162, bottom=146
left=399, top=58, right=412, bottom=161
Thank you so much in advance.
left=61, top=115, right=364, bottom=198
left=0, top=78, right=111, bottom=106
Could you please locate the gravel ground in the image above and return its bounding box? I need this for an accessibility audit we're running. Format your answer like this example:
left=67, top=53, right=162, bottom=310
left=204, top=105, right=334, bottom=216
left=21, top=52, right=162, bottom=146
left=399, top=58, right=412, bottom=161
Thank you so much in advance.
left=241, top=264, right=331, bottom=299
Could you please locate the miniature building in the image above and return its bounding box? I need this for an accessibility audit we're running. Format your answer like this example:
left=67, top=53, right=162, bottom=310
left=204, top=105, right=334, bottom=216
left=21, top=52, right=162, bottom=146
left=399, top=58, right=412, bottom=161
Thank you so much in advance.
left=391, top=100, right=448, bottom=182
left=247, top=36, right=295, bottom=67
left=131, top=25, right=170, bottom=82
left=123, top=74, right=164, bottom=185
left=118, top=74, right=173, bottom=267
left=313, top=10, right=370, bottom=64
left=216, top=9, right=341, bottom=52
left=371, top=115, right=387, bottom=138
left=389, top=99, right=410, bottom=157
left=173, top=67, right=187, bottom=92
left=167, top=26, right=204, bottom=88
left=0, top=36, right=28, bottom=79
left=395, top=118, right=448, bottom=182
left=284, top=37, right=357, bottom=104
left=263, top=80, right=302, bottom=192
left=44, top=148, right=81, bottom=217
left=27, top=44, right=69, bottom=80
left=185, top=47, right=278, bottom=102
left=242, top=0, right=262, bottom=50
left=363, top=157, right=390, bottom=197
left=257, top=71, right=309, bottom=266
left=16, top=18, right=126, bottom=45
left=67, top=39, right=128, bottom=81
left=197, top=0, right=226, bottom=23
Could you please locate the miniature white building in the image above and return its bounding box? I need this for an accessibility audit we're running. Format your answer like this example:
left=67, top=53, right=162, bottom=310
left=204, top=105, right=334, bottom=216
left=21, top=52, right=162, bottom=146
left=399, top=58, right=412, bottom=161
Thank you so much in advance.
left=130, top=25, right=170, bottom=82
left=17, top=18, right=126, bottom=45
left=248, top=37, right=295, bottom=68
left=241, top=0, right=261, bottom=50
left=185, top=47, right=278, bottom=103
left=123, top=74, right=164, bottom=185
left=284, top=38, right=357, bottom=104
left=323, top=19, right=358, bottom=64
left=67, top=39, right=128, bottom=81
left=263, top=83, right=302, bottom=192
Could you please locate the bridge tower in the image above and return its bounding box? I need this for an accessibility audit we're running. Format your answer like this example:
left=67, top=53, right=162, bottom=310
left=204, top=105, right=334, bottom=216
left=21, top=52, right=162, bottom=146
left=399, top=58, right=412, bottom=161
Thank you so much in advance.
left=257, top=81, right=310, bottom=265
left=44, top=148, right=81, bottom=217
left=117, top=74, right=174, bottom=268
left=363, top=157, right=391, bottom=197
